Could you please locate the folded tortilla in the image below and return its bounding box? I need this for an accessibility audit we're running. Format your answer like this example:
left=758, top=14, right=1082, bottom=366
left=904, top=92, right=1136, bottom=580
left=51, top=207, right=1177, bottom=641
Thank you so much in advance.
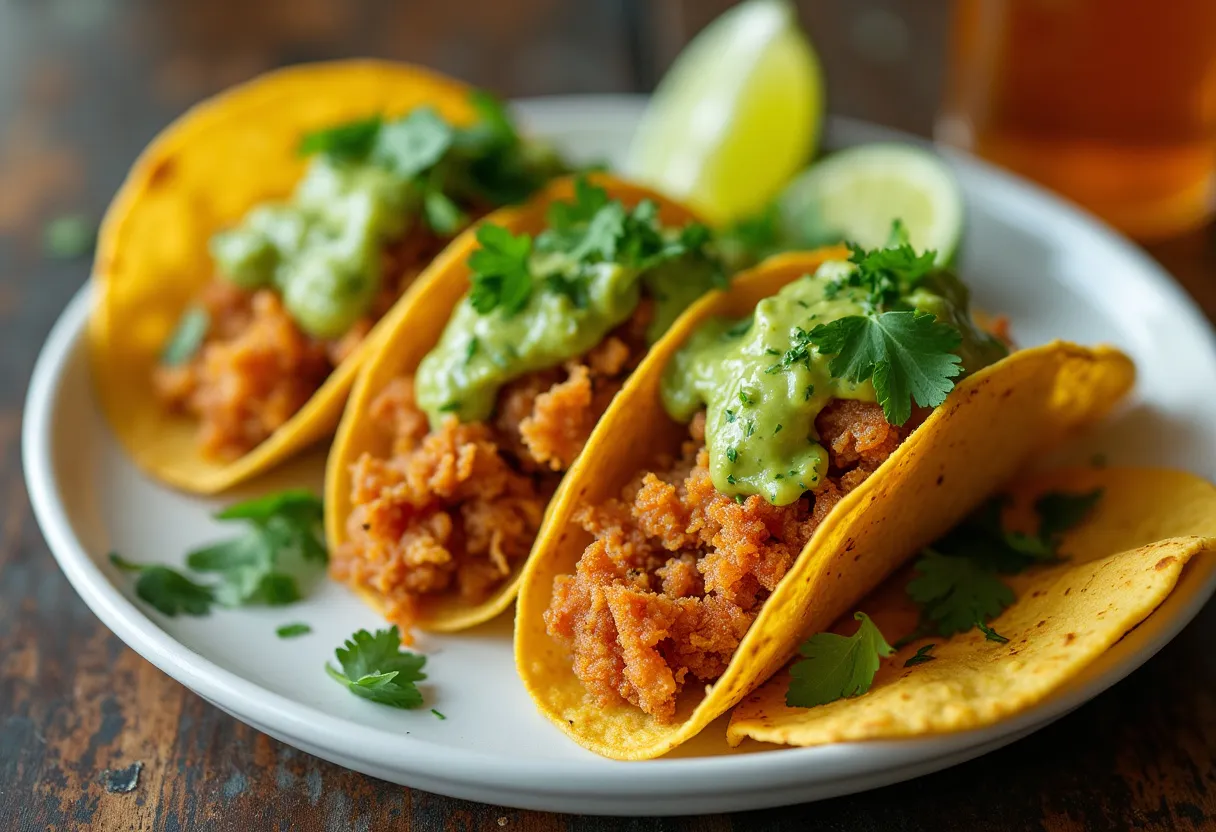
left=324, top=174, right=705, bottom=633
left=514, top=250, right=1136, bottom=760
left=727, top=466, right=1216, bottom=747
left=90, top=60, right=476, bottom=494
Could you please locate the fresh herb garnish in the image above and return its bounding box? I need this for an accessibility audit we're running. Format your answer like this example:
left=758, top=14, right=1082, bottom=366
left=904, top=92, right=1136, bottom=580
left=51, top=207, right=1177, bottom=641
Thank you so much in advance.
left=326, top=626, right=427, bottom=709
left=468, top=223, right=533, bottom=315
left=726, top=447, right=738, bottom=463
left=977, top=621, right=1009, bottom=644
left=544, top=273, right=591, bottom=309
left=786, top=612, right=893, bottom=708
left=276, top=623, right=312, bottom=639
left=773, top=423, right=783, bottom=435
left=806, top=224, right=961, bottom=426
left=903, top=643, right=937, bottom=667
left=161, top=306, right=210, bottom=367
left=110, top=490, right=327, bottom=616
left=373, top=108, right=454, bottom=178
left=298, top=115, right=383, bottom=160
left=438, top=401, right=461, bottom=413
left=722, top=316, right=754, bottom=340
left=905, top=489, right=1102, bottom=638
left=808, top=311, right=962, bottom=427
left=464, top=337, right=480, bottom=365
left=109, top=553, right=216, bottom=617
left=431, top=709, right=447, bottom=720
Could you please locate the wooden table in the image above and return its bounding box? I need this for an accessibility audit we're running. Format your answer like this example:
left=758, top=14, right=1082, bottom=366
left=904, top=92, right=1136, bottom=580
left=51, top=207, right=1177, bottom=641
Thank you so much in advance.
left=3, top=2, right=1214, bottom=829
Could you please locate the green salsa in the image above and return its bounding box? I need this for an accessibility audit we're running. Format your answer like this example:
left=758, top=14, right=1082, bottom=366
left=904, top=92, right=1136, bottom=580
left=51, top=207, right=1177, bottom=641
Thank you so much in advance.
left=661, top=260, right=1007, bottom=506
left=415, top=225, right=723, bottom=427
left=205, top=97, right=566, bottom=341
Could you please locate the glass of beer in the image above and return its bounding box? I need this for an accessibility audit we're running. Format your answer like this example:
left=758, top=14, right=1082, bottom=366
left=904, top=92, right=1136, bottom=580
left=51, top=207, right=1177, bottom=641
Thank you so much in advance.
left=937, top=0, right=1216, bottom=240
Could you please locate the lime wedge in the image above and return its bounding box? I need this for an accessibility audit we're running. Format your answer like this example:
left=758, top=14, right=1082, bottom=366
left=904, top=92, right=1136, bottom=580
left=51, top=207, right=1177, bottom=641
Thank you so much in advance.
left=778, top=143, right=964, bottom=263
left=626, top=0, right=823, bottom=225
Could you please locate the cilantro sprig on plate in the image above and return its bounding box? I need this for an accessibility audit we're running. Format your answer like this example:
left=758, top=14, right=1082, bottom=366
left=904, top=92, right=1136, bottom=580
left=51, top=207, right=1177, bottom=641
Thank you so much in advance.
left=109, top=489, right=326, bottom=617
left=326, top=626, right=427, bottom=709
left=807, top=224, right=961, bottom=426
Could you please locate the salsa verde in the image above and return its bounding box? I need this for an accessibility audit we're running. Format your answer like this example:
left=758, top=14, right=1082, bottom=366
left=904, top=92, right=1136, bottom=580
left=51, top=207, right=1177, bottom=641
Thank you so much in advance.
left=661, top=262, right=1007, bottom=506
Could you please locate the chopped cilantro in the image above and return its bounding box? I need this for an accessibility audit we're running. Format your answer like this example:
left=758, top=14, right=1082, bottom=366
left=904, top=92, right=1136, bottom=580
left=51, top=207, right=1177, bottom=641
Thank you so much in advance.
left=431, top=709, right=447, bottom=720
left=464, top=337, right=480, bottom=365
left=903, top=643, right=937, bottom=667
left=808, top=310, right=962, bottom=426
left=804, top=384, right=815, bottom=402
left=467, top=223, right=533, bottom=315
left=786, top=612, right=893, bottom=708
left=734, top=494, right=745, bottom=504
left=726, top=447, right=738, bottom=463
left=738, top=390, right=753, bottom=406
left=299, top=115, right=383, bottom=160
left=774, top=423, right=783, bottom=435
left=276, top=623, right=312, bottom=639
left=438, top=401, right=461, bottom=413
left=1035, top=489, right=1103, bottom=545
left=544, top=273, right=591, bottom=309
left=745, top=420, right=756, bottom=438
left=325, top=626, right=427, bottom=709
left=722, top=316, right=754, bottom=340
left=161, top=306, right=210, bottom=367
left=109, top=553, right=216, bottom=617
left=725, top=409, right=737, bottom=423
left=374, top=108, right=454, bottom=178
left=726, top=474, right=737, bottom=485
left=977, top=621, right=1009, bottom=644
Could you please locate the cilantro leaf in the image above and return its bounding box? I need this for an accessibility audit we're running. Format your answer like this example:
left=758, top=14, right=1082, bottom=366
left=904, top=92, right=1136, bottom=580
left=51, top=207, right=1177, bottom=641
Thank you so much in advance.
left=809, top=310, right=962, bottom=425
left=276, top=623, right=312, bottom=639
left=786, top=612, right=894, bottom=708
left=423, top=188, right=467, bottom=236
left=325, top=627, right=427, bottom=709
left=977, top=621, right=1010, bottom=644
left=906, top=549, right=1015, bottom=637
left=299, top=116, right=383, bottom=161
left=215, top=489, right=322, bottom=523
left=161, top=306, right=210, bottom=367
left=545, top=273, right=590, bottom=309
left=544, top=177, right=609, bottom=237
left=903, top=643, right=937, bottom=667
left=1035, top=489, right=1103, bottom=544
left=373, top=108, right=453, bottom=178
left=467, top=223, right=533, bottom=315
left=109, top=553, right=215, bottom=617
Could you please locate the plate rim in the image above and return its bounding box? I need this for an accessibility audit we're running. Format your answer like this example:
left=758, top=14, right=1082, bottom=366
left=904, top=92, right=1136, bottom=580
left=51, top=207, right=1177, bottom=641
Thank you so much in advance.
left=23, top=96, right=1216, bottom=814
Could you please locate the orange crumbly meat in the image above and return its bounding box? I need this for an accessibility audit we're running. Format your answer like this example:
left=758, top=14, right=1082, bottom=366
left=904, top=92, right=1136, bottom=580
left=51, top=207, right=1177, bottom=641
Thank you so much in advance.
left=330, top=308, right=650, bottom=634
left=153, top=227, right=447, bottom=460
left=544, top=400, right=904, bottom=721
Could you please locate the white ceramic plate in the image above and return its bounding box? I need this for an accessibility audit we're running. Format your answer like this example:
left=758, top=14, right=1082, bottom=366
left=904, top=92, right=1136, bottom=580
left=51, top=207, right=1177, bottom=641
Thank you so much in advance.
left=24, top=97, right=1216, bottom=816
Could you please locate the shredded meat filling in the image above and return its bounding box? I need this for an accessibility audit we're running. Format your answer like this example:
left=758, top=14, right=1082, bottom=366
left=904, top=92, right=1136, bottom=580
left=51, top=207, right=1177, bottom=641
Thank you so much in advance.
left=154, top=227, right=447, bottom=460
left=544, top=399, right=904, bottom=721
left=330, top=306, right=651, bottom=635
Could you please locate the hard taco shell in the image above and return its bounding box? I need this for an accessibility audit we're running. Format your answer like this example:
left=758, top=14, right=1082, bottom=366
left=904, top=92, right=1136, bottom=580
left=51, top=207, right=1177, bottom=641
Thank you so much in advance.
left=324, top=175, right=705, bottom=633
left=514, top=249, right=1136, bottom=760
left=727, top=466, right=1216, bottom=747
left=91, top=60, right=476, bottom=494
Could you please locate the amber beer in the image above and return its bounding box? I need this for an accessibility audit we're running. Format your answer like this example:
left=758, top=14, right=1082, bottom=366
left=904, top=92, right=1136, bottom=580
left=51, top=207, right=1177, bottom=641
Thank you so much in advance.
left=938, top=0, right=1216, bottom=240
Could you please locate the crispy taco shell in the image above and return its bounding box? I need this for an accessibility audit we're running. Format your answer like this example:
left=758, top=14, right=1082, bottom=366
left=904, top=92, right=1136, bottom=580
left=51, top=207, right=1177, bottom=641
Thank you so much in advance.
left=514, top=249, right=1136, bottom=760
left=90, top=60, right=476, bottom=494
left=324, top=175, right=705, bottom=633
left=727, top=466, right=1216, bottom=747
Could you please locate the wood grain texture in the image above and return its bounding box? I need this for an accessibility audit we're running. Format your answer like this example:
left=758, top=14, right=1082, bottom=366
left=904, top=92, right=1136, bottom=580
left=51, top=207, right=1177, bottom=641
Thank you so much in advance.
left=2, top=1, right=1215, bottom=830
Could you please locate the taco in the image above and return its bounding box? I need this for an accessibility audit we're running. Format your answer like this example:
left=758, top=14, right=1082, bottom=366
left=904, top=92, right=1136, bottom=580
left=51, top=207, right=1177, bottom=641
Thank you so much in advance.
left=90, top=60, right=567, bottom=494
left=726, top=466, right=1216, bottom=747
left=324, top=174, right=726, bottom=635
left=513, top=240, right=1136, bottom=760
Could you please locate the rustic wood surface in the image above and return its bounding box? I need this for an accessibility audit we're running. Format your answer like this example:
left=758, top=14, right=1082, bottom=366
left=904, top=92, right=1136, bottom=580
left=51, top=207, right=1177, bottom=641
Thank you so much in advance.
left=3, top=1, right=1215, bottom=830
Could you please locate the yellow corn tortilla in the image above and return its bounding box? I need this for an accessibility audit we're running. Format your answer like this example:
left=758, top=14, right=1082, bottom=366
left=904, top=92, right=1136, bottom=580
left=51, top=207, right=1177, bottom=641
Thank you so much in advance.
left=513, top=250, right=1136, bottom=761
left=727, top=466, right=1216, bottom=747
left=324, top=174, right=706, bottom=633
left=90, top=60, right=477, bottom=494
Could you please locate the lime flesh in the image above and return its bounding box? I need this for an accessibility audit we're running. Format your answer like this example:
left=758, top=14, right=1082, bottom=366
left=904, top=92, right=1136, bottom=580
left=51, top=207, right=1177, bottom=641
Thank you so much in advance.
left=626, top=0, right=824, bottom=225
